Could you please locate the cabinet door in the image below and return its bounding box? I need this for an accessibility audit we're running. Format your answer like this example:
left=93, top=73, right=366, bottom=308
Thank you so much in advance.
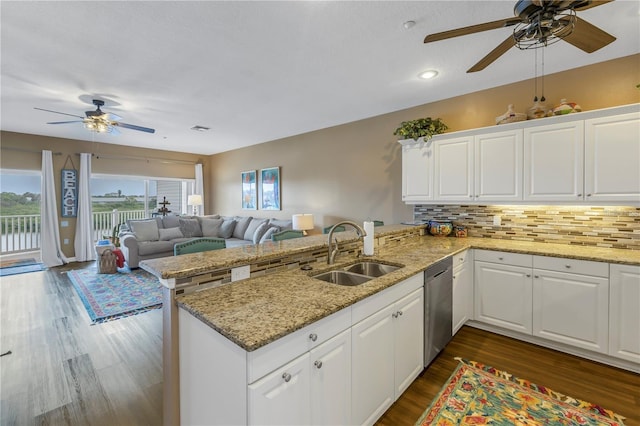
left=474, top=261, right=533, bottom=333
left=533, top=270, right=609, bottom=353
left=402, top=141, right=434, bottom=203
left=609, top=264, right=640, bottom=363
left=310, top=329, right=351, bottom=426
left=248, top=353, right=310, bottom=425
left=394, top=287, right=424, bottom=399
left=474, top=130, right=523, bottom=202
left=434, top=136, right=474, bottom=201
left=585, top=112, right=640, bottom=203
left=524, top=121, right=584, bottom=202
left=453, top=260, right=473, bottom=335
left=351, top=303, right=395, bottom=426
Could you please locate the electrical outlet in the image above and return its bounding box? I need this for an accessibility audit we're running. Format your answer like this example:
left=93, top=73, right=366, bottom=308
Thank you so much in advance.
left=493, top=215, right=502, bottom=226
left=231, top=265, right=251, bottom=282
left=63, top=238, right=69, bottom=245
left=61, top=221, right=69, bottom=227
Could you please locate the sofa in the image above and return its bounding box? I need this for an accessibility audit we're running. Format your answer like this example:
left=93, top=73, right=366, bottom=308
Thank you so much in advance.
left=120, top=214, right=294, bottom=268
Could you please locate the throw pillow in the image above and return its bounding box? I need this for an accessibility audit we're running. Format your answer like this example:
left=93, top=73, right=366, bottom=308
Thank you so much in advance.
left=200, top=218, right=224, bottom=237
left=162, top=215, right=181, bottom=229
left=252, top=222, right=269, bottom=244
left=232, top=216, right=252, bottom=239
left=130, top=219, right=159, bottom=242
left=259, top=226, right=279, bottom=243
left=268, top=218, right=293, bottom=230
left=159, top=227, right=184, bottom=241
left=218, top=219, right=236, bottom=239
left=244, top=218, right=269, bottom=241
left=179, top=218, right=203, bottom=238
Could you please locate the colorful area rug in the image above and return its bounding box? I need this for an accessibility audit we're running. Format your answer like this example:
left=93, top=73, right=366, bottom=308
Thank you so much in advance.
left=0, top=259, right=46, bottom=277
left=417, top=358, right=626, bottom=426
left=68, top=267, right=163, bottom=324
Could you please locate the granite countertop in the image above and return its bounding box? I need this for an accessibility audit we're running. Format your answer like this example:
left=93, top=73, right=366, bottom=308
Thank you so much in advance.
left=173, top=234, right=640, bottom=352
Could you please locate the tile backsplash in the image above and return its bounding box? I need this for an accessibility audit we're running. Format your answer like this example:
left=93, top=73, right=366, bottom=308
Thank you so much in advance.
left=414, top=205, right=640, bottom=250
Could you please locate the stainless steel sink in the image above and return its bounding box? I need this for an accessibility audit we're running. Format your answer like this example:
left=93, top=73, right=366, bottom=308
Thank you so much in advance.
left=312, top=270, right=372, bottom=286
left=311, top=261, right=403, bottom=286
left=344, top=262, right=401, bottom=277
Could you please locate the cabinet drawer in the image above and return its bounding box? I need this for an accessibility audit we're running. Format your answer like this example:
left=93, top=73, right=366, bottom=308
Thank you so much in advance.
left=351, top=273, right=423, bottom=325
left=533, top=255, right=608, bottom=278
left=247, top=307, right=350, bottom=384
left=474, top=249, right=532, bottom=268
left=453, top=250, right=471, bottom=269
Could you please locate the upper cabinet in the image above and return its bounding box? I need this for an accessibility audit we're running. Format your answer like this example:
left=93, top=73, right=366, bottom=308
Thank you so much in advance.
left=584, top=112, right=640, bottom=203
left=400, top=104, right=639, bottom=206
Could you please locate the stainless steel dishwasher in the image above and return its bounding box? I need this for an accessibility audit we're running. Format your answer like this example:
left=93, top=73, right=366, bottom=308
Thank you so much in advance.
left=424, top=256, right=453, bottom=367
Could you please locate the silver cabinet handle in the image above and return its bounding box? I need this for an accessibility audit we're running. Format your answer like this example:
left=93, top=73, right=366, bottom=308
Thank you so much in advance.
left=452, top=275, right=456, bottom=279
left=565, top=265, right=571, bottom=269
left=577, top=194, right=582, bottom=197
left=309, top=333, right=317, bottom=342
left=282, top=373, right=291, bottom=382
left=392, top=312, right=398, bottom=318
left=314, top=360, right=323, bottom=369
left=587, top=194, right=592, bottom=197
left=534, top=275, right=539, bottom=278
left=459, top=257, right=464, bottom=261
left=397, top=310, right=403, bottom=316
left=498, top=257, right=504, bottom=261
left=526, top=274, right=531, bottom=277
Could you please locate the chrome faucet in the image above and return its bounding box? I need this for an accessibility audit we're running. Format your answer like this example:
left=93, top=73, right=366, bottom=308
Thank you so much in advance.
left=327, top=221, right=367, bottom=265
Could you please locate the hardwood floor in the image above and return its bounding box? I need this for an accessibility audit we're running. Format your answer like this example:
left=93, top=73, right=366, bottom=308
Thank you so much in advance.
left=0, top=262, right=163, bottom=425
left=2, top=264, right=638, bottom=425
left=377, top=326, right=640, bottom=426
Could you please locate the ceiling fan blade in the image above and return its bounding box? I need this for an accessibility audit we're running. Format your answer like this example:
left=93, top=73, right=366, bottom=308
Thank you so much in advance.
left=114, top=122, right=156, bottom=133
left=561, top=16, right=616, bottom=53
left=424, top=18, right=521, bottom=43
left=46, top=120, right=84, bottom=124
left=104, top=112, right=122, bottom=121
left=574, top=0, right=613, bottom=11
left=34, top=107, right=84, bottom=119
left=467, top=35, right=516, bottom=73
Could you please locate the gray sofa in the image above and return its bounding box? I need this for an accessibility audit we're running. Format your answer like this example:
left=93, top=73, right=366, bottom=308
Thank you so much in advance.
left=120, top=215, right=293, bottom=268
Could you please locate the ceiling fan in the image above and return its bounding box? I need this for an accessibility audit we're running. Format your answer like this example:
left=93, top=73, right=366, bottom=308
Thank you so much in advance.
left=424, top=0, right=616, bottom=73
left=34, top=99, right=155, bottom=134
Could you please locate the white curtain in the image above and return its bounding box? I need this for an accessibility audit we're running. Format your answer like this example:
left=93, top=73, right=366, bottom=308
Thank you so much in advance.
left=195, top=163, right=204, bottom=216
left=40, top=151, right=69, bottom=267
left=74, top=153, right=95, bottom=261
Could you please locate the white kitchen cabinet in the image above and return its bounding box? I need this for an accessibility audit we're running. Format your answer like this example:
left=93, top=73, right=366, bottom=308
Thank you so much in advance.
left=532, top=256, right=609, bottom=354
left=434, top=136, right=474, bottom=201
left=310, top=329, right=352, bottom=426
left=351, top=303, right=396, bottom=426
left=609, top=264, right=640, bottom=363
left=248, top=352, right=311, bottom=425
left=474, top=129, right=523, bottom=202
left=351, top=275, right=424, bottom=426
left=474, top=250, right=533, bottom=334
left=453, top=249, right=473, bottom=335
left=585, top=112, right=640, bottom=204
left=401, top=139, right=434, bottom=203
left=524, top=121, right=584, bottom=202
left=393, top=287, right=425, bottom=398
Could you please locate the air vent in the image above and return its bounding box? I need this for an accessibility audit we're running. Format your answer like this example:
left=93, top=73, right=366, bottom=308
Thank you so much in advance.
left=190, top=125, right=210, bottom=132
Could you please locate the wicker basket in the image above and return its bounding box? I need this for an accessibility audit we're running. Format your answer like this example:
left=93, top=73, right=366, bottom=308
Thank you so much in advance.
left=98, top=249, right=118, bottom=274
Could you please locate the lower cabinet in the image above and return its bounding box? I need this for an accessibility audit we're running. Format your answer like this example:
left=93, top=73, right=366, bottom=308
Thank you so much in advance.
left=351, top=285, right=424, bottom=426
left=248, top=329, right=352, bottom=426
left=452, top=250, right=473, bottom=335
left=474, top=250, right=533, bottom=334
left=609, top=264, right=640, bottom=363
left=532, top=256, right=609, bottom=354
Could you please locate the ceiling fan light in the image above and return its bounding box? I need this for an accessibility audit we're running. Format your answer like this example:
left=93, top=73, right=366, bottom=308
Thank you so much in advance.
left=418, top=69, right=439, bottom=79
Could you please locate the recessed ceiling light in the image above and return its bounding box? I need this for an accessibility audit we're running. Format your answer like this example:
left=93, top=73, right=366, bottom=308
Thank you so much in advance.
left=418, top=70, right=439, bottom=80
left=403, top=20, right=416, bottom=30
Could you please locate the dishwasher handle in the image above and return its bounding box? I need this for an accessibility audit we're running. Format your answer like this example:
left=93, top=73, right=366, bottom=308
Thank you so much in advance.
left=429, top=268, right=449, bottom=279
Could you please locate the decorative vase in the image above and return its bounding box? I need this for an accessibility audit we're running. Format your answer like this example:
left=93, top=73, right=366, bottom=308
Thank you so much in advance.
left=553, top=99, right=582, bottom=115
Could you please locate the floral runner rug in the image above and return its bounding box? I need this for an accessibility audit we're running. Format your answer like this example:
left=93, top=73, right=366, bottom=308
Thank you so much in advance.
left=416, top=358, right=626, bottom=426
left=68, top=267, right=163, bottom=324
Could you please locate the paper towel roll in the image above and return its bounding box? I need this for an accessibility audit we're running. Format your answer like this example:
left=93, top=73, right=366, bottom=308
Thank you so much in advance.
left=363, top=221, right=374, bottom=256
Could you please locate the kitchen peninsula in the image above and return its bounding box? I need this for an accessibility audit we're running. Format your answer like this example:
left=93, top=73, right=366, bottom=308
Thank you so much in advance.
left=141, top=225, right=640, bottom=426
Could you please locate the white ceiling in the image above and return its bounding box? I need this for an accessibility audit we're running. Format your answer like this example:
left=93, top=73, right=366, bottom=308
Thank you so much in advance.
left=1, top=1, right=638, bottom=155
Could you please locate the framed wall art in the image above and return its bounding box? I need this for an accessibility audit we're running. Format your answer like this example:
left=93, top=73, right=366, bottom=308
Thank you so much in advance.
left=260, top=167, right=281, bottom=210
left=241, top=170, right=257, bottom=210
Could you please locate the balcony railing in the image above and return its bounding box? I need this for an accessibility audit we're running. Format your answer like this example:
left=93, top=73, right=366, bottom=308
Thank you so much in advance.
left=0, top=209, right=146, bottom=254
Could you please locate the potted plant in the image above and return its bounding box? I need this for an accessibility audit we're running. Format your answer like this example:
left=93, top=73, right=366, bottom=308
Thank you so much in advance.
left=103, top=224, right=122, bottom=248
left=393, top=117, right=448, bottom=142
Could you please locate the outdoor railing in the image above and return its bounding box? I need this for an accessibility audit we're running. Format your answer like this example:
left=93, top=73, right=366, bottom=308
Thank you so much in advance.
left=0, top=209, right=147, bottom=254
